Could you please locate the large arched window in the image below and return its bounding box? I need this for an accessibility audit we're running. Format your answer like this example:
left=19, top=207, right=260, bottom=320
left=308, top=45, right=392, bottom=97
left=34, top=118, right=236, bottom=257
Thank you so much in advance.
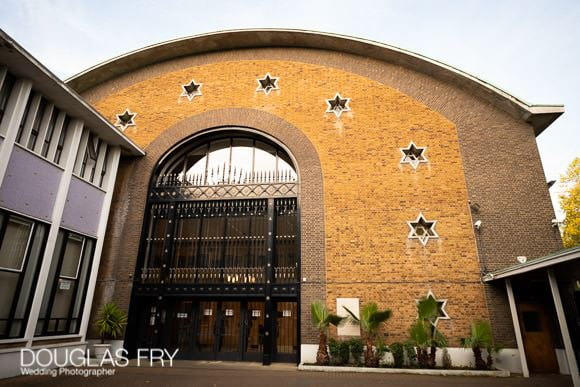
left=157, top=135, right=297, bottom=186
left=140, top=131, right=299, bottom=287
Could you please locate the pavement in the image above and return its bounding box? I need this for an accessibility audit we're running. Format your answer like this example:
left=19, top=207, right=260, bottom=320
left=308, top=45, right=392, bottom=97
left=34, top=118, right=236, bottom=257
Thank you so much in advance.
left=0, top=361, right=573, bottom=386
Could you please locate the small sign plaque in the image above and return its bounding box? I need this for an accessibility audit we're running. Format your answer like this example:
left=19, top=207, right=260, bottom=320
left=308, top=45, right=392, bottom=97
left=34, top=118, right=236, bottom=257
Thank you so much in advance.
left=177, top=313, right=188, bottom=319
left=203, top=309, right=213, bottom=316
left=252, top=310, right=261, bottom=317
left=225, top=309, right=234, bottom=316
left=282, top=310, right=292, bottom=317
left=59, top=279, right=72, bottom=290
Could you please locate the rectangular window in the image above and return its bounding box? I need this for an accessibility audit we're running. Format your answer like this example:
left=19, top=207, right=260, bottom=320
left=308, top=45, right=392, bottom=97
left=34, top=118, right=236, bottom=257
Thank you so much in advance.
left=0, top=210, right=48, bottom=339
left=27, top=98, right=47, bottom=151
left=80, top=133, right=99, bottom=182
left=41, top=108, right=59, bottom=157
left=98, top=147, right=109, bottom=187
left=53, top=116, right=69, bottom=165
left=15, top=93, right=34, bottom=144
left=35, top=230, right=95, bottom=336
left=0, top=73, right=15, bottom=127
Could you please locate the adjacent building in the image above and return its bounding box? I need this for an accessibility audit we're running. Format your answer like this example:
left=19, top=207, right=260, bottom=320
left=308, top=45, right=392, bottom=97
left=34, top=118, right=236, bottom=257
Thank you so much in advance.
left=0, top=29, right=142, bottom=378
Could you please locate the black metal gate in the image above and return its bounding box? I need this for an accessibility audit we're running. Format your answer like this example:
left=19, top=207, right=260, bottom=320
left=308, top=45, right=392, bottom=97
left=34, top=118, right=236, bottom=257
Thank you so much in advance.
left=127, top=134, right=300, bottom=364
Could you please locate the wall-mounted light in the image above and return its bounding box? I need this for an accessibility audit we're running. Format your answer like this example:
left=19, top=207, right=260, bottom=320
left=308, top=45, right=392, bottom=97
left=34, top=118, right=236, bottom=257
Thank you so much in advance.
left=474, top=220, right=482, bottom=230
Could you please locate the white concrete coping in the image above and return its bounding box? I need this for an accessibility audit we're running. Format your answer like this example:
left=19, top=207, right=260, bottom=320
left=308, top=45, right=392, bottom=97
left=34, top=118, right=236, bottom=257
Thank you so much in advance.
left=298, top=364, right=510, bottom=377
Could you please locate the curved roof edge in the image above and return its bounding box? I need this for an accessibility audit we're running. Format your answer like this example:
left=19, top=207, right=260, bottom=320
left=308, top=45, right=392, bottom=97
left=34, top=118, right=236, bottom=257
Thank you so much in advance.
left=66, top=28, right=563, bottom=136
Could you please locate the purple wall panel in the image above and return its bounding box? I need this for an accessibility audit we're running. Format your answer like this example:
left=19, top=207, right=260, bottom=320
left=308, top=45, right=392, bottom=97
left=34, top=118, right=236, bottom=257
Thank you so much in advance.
left=0, top=146, right=62, bottom=221
left=61, top=176, right=104, bottom=237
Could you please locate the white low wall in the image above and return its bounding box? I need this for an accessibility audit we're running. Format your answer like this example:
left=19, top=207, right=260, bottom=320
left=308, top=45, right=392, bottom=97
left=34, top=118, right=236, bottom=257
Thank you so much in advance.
left=0, top=342, right=87, bottom=379
left=300, top=344, right=522, bottom=373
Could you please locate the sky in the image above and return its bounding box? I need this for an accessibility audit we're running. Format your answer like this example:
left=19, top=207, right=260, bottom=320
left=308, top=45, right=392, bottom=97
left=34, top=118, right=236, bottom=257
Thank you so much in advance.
left=1, top=0, right=578, bottom=219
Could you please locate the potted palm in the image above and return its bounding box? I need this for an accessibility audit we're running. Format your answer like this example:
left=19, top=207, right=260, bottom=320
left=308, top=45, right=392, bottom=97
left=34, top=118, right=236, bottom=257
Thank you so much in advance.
left=94, top=302, right=128, bottom=361
left=408, top=296, right=447, bottom=368
left=460, top=320, right=502, bottom=370
left=344, top=302, right=392, bottom=367
left=310, top=301, right=345, bottom=365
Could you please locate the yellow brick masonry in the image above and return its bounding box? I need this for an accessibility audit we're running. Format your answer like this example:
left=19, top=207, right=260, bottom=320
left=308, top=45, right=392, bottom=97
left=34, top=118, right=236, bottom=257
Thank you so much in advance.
left=93, top=59, right=488, bottom=343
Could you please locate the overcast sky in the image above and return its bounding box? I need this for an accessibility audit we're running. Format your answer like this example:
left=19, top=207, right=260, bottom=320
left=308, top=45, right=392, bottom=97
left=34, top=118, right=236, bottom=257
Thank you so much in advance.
left=1, top=0, right=578, bottom=218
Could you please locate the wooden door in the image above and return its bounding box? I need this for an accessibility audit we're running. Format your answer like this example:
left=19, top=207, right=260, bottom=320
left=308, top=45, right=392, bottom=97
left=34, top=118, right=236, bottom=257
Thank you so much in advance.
left=518, top=303, right=559, bottom=373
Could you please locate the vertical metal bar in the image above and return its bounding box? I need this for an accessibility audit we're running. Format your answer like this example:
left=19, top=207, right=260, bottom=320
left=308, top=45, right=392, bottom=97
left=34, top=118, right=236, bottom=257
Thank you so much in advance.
left=547, top=269, right=579, bottom=387
left=505, top=278, right=530, bottom=377
left=161, top=203, right=177, bottom=284
left=263, top=198, right=275, bottom=365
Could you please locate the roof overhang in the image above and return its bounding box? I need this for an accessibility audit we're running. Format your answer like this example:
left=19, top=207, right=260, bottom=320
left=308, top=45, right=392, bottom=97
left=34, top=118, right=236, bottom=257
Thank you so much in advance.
left=482, top=246, right=580, bottom=282
left=0, top=29, right=144, bottom=156
left=66, top=28, right=564, bottom=136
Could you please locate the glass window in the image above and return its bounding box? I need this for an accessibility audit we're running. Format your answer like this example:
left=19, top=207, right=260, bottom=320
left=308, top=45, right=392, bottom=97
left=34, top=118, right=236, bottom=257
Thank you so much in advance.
left=15, top=93, right=34, bottom=144
left=0, top=73, right=15, bottom=127
left=35, top=230, right=95, bottom=336
left=27, top=98, right=47, bottom=150
left=254, top=141, right=277, bottom=176
left=0, top=211, right=48, bottom=339
left=160, top=135, right=297, bottom=185
left=230, top=138, right=253, bottom=183
left=206, top=139, right=231, bottom=185
left=41, top=108, right=59, bottom=157
left=53, top=116, right=69, bottom=165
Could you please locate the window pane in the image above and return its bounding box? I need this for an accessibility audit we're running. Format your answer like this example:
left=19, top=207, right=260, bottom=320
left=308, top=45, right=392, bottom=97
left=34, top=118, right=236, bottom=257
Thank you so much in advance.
left=230, top=138, right=253, bottom=183
left=277, top=151, right=297, bottom=181
left=14, top=223, right=47, bottom=320
left=0, top=216, right=32, bottom=271
left=183, top=145, right=207, bottom=180
left=254, top=141, right=276, bottom=175
left=0, top=271, right=19, bottom=319
left=60, top=234, right=83, bottom=278
left=50, top=279, right=75, bottom=319
left=206, top=139, right=230, bottom=184
left=71, top=239, right=94, bottom=322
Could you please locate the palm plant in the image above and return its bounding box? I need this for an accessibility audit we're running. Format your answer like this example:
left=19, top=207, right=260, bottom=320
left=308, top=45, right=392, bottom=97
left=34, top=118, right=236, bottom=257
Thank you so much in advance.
left=460, top=320, right=501, bottom=370
left=408, top=296, right=447, bottom=368
left=95, top=302, right=128, bottom=344
left=311, top=301, right=345, bottom=365
left=344, top=302, right=392, bottom=367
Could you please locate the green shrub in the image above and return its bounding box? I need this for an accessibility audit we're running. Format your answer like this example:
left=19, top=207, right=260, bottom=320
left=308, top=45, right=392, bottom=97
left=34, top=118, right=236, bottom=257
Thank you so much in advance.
left=338, top=341, right=350, bottom=365
left=328, top=338, right=341, bottom=365
left=389, top=342, right=405, bottom=368
left=348, top=338, right=364, bottom=366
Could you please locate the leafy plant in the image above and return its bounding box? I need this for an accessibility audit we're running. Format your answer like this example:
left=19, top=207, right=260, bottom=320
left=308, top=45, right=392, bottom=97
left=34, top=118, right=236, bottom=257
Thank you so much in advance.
left=460, top=320, right=503, bottom=370
left=338, top=341, right=351, bottom=365
left=95, top=302, right=127, bottom=344
left=348, top=338, right=364, bottom=366
left=344, top=302, right=392, bottom=367
left=407, top=296, right=447, bottom=368
left=328, top=339, right=350, bottom=365
left=389, top=342, right=405, bottom=368
left=560, top=157, right=580, bottom=247
left=311, top=301, right=345, bottom=365
left=328, top=338, right=341, bottom=365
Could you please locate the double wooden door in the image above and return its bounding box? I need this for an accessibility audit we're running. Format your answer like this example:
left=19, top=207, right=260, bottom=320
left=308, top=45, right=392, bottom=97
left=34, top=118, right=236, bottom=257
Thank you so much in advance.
left=169, top=300, right=265, bottom=361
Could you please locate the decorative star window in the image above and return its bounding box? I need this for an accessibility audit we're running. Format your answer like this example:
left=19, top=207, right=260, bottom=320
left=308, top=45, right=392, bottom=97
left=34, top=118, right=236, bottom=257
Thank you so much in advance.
left=400, top=142, right=428, bottom=170
left=326, top=93, right=351, bottom=117
left=419, top=290, right=450, bottom=326
left=407, top=213, right=438, bottom=246
left=181, top=79, right=203, bottom=101
left=115, top=109, right=137, bottom=131
left=256, top=73, right=279, bottom=94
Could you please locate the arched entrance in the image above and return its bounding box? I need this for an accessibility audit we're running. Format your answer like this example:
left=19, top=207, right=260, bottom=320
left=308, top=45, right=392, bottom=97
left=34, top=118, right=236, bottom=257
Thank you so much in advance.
left=127, top=128, right=299, bottom=364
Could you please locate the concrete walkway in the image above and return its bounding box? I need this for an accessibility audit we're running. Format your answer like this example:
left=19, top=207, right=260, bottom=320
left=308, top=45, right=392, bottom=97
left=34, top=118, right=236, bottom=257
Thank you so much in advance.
left=0, top=361, right=573, bottom=386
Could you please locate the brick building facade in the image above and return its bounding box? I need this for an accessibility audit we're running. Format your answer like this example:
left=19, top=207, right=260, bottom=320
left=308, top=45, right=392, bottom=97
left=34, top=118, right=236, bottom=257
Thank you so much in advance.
left=67, top=30, right=563, bottom=367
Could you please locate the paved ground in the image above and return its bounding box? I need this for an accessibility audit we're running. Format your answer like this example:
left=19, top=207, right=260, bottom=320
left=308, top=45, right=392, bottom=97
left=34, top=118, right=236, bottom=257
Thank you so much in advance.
left=0, top=361, right=573, bottom=387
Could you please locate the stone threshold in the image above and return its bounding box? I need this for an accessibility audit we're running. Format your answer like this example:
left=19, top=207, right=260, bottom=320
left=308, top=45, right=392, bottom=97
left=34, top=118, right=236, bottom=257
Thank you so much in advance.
left=298, top=364, right=510, bottom=377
